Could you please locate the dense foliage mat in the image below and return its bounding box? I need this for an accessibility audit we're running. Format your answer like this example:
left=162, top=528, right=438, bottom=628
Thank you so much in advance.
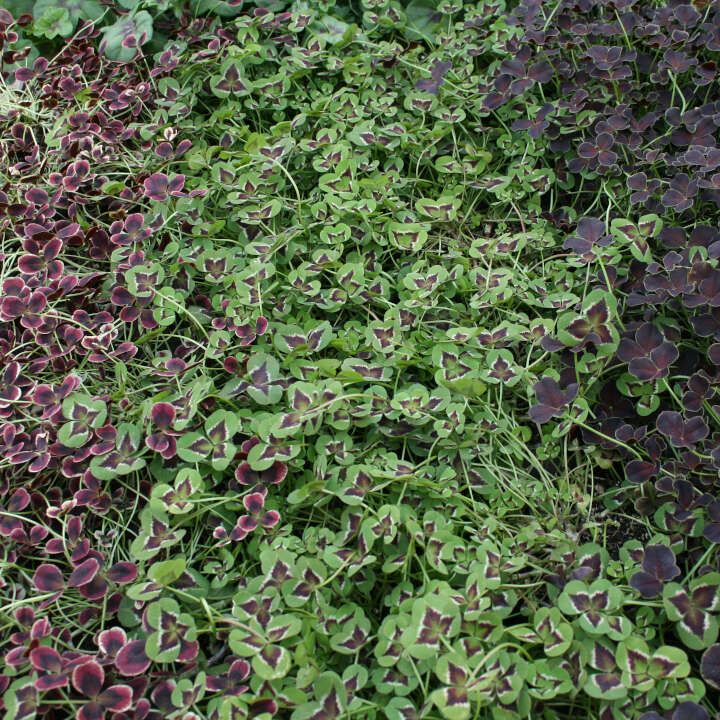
left=2, top=0, right=720, bottom=718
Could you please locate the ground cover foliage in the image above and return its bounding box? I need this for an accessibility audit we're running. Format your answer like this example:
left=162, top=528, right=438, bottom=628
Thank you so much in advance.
left=2, top=0, right=720, bottom=718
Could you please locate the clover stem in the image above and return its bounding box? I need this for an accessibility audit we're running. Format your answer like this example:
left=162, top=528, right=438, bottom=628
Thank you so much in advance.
left=573, top=420, right=644, bottom=460
left=683, top=544, right=717, bottom=585
left=660, top=377, right=682, bottom=408
left=467, top=642, right=533, bottom=682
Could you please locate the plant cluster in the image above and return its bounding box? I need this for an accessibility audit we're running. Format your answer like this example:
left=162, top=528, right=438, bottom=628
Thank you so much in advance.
left=2, top=0, right=720, bottom=719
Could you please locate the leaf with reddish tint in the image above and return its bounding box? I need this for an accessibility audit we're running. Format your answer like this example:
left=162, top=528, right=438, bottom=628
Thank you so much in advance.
left=72, top=660, right=104, bottom=698
left=67, top=558, right=100, bottom=588
left=29, top=646, right=63, bottom=673
left=143, top=173, right=185, bottom=202
left=77, top=701, right=105, bottom=720
left=97, top=684, right=133, bottom=712
left=151, top=402, right=175, bottom=431
left=97, top=628, right=127, bottom=657
left=33, top=564, right=64, bottom=592
left=106, top=562, right=138, bottom=584
left=115, top=640, right=151, bottom=676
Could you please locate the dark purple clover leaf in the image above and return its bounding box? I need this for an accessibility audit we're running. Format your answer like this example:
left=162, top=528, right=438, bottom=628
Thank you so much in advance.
left=563, top=217, right=610, bottom=257
left=529, top=377, right=579, bottom=424
left=657, top=411, right=709, bottom=448
left=685, top=269, right=720, bottom=308
left=617, top=323, right=678, bottom=380
left=625, top=460, right=658, bottom=484
left=672, top=703, right=710, bottom=720
left=630, top=545, right=680, bottom=598
left=662, top=174, right=698, bottom=212
left=415, top=61, right=452, bottom=94
left=701, top=644, right=720, bottom=690
left=578, top=132, right=617, bottom=167
left=709, top=344, right=720, bottom=365
left=627, top=173, right=661, bottom=205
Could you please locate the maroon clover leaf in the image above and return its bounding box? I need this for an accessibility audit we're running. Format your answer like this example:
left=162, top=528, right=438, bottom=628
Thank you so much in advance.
left=18, top=237, right=63, bottom=279
left=110, top=214, right=152, bottom=247
left=33, top=374, right=80, bottom=420
left=5, top=608, right=52, bottom=667
left=8, top=429, right=51, bottom=472
left=95, top=628, right=127, bottom=665
left=206, top=658, right=250, bottom=695
left=32, top=563, right=65, bottom=604
left=1, top=289, right=47, bottom=328
left=228, top=487, right=280, bottom=542
left=71, top=660, right=132, bottom=720
left=142, top=173, right=185, bottom=202
left=0, top=361, right=22, bottom=408
left=0, top=487, right=31, bottom=538
left=32, top=557, right=137, bottom=606
left=234, top=460, right=287, bottom=489
left=29, top=647, right=67, bottom=690
left=115, top=640, right=151, bottom=677
left=145, top=402, right=179, bottom=459
left=29, top=647, right=90, bottom=691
